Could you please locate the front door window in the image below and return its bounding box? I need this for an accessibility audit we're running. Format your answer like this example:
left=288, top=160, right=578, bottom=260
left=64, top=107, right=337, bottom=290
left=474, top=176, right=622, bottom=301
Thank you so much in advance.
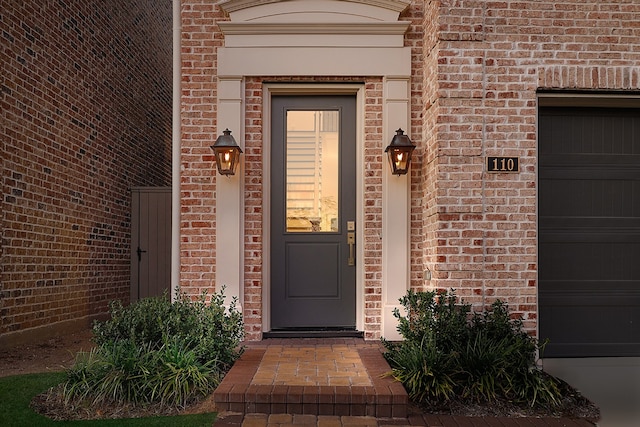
left=286, top=110, right=339, bottom=233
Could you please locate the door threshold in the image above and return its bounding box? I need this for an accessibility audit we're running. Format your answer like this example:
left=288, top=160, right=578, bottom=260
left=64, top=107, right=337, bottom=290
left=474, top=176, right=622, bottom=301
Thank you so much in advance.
left=263, top=329, right=364, bottom=339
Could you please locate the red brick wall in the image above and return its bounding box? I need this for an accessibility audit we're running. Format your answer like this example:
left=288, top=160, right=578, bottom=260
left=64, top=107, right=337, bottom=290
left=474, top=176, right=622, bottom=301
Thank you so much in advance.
left=179, top=0, right=221, bottom=301
left=427, top=0, right=640, bottom=331
left=179, top=0, right=640, bottom=339
left=243, top=77, right=264, bottom=340
left=361, top=79, right=384, bottom=340
left=417, top=0, right=441, bottom=319
left=1, top=0, right=172, bottom=345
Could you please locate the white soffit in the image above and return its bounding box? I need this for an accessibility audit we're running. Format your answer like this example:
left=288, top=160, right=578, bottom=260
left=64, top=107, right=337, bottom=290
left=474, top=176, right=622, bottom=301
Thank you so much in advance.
left=217, top=0, right=411, bottom=48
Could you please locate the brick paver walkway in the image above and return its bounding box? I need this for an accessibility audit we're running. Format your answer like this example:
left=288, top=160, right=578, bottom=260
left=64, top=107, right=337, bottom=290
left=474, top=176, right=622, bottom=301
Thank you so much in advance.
left=253, top=345, right=372, bottom=387
left=213, top=412, right=595, bottom=426
left=211, top=338, right=596, bottom=427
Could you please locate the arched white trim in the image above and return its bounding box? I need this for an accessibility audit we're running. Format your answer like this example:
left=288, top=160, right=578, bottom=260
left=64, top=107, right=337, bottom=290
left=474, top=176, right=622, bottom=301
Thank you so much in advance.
left=217, top=0, right=410, bottom=48
left=219, top=0, right=411, bottom=19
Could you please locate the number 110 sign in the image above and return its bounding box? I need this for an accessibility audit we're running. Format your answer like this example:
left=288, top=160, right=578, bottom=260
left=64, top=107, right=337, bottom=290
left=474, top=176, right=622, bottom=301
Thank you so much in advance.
left=486, top=156, right=519, bottom=173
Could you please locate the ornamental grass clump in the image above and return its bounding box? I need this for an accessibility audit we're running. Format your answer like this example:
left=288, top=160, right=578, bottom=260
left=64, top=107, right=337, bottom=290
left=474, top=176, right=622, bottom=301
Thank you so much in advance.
left=382, top=289, right=562, bottom=409
left=62, top=288, right=244, bottom=409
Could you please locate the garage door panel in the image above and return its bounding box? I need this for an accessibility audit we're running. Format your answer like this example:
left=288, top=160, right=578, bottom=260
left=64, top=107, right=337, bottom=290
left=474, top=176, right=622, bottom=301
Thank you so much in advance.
left=540, top=227, right=640, bottom=242
left=540, top=107, right=640, bottom=155
left=540, top=304, right=640, bottom=357
left=542, top=344, right=640, bottom=358
left=541, top=306, right=636, bottom=342
left=541, top=223, right=640, bottom=237
left=541, top=154, right=640, bottom=168
left=540, top=106, right=640, bottom=357
left=540, top=179, right=640, bottom=217
left=539, top=283, right=640, bottom=304
left=540, top=243, right=640, bottom=280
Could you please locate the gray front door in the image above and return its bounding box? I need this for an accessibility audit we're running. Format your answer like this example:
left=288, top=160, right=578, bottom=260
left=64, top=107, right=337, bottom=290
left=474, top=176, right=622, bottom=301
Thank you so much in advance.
left=271, top=95, right=356, bottom=330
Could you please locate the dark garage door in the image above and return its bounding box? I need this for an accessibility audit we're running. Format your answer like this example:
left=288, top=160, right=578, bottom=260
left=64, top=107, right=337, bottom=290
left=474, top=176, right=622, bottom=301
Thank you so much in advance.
left=539, top=106, right=640, bottom=357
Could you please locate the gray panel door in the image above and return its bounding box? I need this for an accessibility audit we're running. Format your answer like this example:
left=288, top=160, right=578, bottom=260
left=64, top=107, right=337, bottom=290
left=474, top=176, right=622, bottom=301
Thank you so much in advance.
left=271, top=95, right=356, bottom=329
left=131, top=187, right=171, bottom=301
left=539, top=107, right=640, bottom=357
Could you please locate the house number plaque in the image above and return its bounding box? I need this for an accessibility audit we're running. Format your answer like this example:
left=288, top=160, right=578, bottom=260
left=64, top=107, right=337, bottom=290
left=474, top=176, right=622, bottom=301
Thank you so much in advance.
left=486, top=156, right=519, bottom=173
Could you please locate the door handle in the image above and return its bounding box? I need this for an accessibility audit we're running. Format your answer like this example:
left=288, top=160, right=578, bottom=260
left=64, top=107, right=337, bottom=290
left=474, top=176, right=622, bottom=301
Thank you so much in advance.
left=347, top=231, right=355, bottom=266
left=136, top=246, right=147, bottom=262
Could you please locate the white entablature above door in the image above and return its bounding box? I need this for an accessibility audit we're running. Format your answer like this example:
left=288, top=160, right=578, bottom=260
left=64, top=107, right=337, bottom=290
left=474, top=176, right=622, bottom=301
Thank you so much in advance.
left=216, top=0, right=411, bottom=48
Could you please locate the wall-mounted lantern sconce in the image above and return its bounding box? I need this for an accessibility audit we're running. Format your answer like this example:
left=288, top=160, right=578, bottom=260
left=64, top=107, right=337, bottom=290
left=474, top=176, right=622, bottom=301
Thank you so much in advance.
left=211, top=128, right=243, bottom=176
left=384, top=128, right=415, bottom=175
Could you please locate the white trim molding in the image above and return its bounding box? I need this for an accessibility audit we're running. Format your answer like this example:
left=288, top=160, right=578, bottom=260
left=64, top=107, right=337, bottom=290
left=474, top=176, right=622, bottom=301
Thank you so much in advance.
left=216, top=0, right=411, bottom=76
left=218, top=47, right=411, bottom=76
left=217, top=0, right=410, bottom=49
left=216, top=77, right=245, bottom=309
left=171, top=0, right=182, bottom=301
left=382, top=76, right=411, bottom=341
left=218, top=0, right=411, bottom=18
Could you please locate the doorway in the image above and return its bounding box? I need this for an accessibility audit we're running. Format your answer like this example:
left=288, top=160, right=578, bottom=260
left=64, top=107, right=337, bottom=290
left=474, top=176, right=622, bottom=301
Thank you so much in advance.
left=270, top=95, right=357, bottom=330
left=130, top=187, right=171, bottom=302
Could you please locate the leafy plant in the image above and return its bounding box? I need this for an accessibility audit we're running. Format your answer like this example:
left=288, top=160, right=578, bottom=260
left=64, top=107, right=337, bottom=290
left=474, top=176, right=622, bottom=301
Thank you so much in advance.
left=64, top=287, right=244, bottom=409
left=384, top=335, right=456, bottom=403
left=0, top=372, right=217, bottom=426
left=395, top=289, right=470, bottom=353
left=383, top=289, right=562, bottom=408
left=93, top=288, right=244, bottom=373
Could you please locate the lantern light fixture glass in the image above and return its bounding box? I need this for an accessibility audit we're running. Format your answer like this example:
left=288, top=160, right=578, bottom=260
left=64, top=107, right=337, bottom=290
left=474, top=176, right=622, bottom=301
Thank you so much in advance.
left=384, top=128, right=415, bottom=175
left=211, top=128, right=243, bottom=176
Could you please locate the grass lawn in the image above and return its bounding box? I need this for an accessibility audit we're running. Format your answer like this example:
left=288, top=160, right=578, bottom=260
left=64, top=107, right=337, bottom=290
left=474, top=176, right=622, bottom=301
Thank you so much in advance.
left=0, top=372, right=217, bottom=427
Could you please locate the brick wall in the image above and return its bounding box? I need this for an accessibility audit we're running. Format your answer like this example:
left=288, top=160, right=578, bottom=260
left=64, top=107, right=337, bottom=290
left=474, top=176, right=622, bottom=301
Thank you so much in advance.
left=419, top=0, right=442, bottom=308
left=243, top=77, right=264, bottom=340
left=426, top=0, right=640, bottom=331
left=179, top=0, right=220, bottom=301
left=179, top=0, right=640, bottom=339
left=1, top=0, right=172, bottom=345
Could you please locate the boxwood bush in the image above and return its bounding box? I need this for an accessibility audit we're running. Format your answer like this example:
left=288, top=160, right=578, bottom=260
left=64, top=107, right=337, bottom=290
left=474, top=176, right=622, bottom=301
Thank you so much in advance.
left=382, top=289, right=562, bottom=408
left=63, top=288, right=244, bottom=409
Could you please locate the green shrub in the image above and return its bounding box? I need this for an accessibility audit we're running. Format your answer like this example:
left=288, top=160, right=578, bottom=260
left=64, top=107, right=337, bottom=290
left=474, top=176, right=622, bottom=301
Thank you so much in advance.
left=383, top=335, right=456, bottom=403
left=64, top=287, right=244, bottom=409
left=383, top=289, right=561, bottom=408
left=392, top=289, right=470, bottom=353
left=93, top=288, right=244, bottom=372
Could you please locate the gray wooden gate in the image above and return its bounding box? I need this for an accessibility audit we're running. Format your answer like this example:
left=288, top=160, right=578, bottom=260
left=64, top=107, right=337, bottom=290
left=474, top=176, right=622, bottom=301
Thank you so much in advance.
left=131, top=187, right=171, bottom=302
